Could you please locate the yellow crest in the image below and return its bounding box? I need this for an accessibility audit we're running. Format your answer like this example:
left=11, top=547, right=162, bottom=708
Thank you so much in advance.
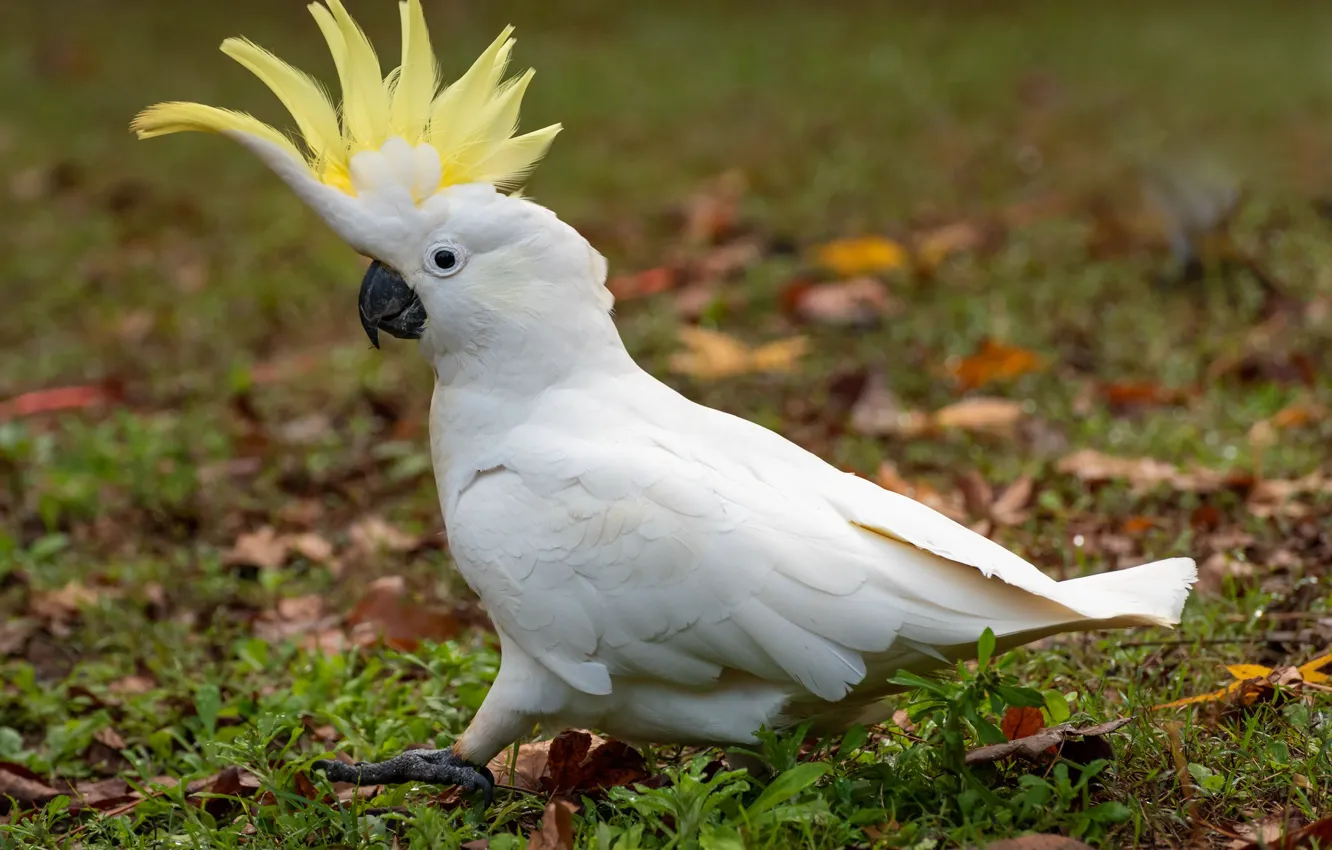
left=132, top=0, right=560, bottom=199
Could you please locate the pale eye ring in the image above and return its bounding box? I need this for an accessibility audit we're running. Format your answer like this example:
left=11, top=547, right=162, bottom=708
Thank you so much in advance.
left=424, top=241, right=468, bottom=277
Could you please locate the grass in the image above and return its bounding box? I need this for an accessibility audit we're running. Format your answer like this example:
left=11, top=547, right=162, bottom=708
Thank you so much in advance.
left=2, top=0, right=1331, bottom=847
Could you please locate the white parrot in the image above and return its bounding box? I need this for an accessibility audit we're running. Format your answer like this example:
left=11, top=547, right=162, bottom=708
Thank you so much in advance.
left=134, top=0, right=1196, bottom=801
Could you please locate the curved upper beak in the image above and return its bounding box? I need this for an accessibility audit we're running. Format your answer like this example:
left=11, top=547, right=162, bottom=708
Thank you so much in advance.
left=358, top=261, right=427, bottom=348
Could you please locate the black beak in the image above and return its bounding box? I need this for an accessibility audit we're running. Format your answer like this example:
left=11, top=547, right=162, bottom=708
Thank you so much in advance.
left=358, top=261, right=427, bottom=348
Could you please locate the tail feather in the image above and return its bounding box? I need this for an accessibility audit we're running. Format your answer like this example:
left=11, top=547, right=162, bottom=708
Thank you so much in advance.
left=1055, top=557, right=1197, bottom=627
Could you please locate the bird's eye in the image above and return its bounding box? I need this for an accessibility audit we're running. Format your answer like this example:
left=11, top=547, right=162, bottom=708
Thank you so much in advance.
left=424, top=241, right=467, bottom=277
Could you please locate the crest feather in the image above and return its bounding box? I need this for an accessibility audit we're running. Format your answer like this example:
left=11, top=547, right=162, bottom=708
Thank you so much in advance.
left=133, top=3, right=558, bottom=199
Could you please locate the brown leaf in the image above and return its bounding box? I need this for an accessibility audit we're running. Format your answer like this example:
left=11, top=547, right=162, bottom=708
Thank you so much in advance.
left=848, top=373, right=927, bottom=437
left=964, top=717, right=1132, bottom=766
left=347, top=576, right=460, bottom=651
left=1249, top=401, right=1327, bottom=447
left=489, top=739, right=553, bottom=793
left=1233, top=815, right=1332, bottom=850
left=990, top=476, right=1034, bottom=526
left=608, top=266, right=677, bottom=301
left=931, top=397, right=1025, bottom=434
left=488, top=731, right=647, bottom=797
left=875, top=462, right=967, bottom=523
left=1100, top=381, right=1193, bottom=411
left=292, top=772, right=319, bottom=801
left=914, top=219, right=1004, bottom=269
left=224, top=527, right=289, bottom=571
left=1246, top=473, right=1332, bottom=519
left=347, top=516, right=422, bottom=557
left=891, top=709, right=917, bottom=734
left=527, top=799, right=577, bottom=850
left=971, top=837, right=1095, bottom=850
left=949, top=339, right=1044, bottom=391
left=669, top=327, right=807, bottom=380
left=681, top=170, right=746, bottom=245
left=0, top=618, right=39, bottom=655
left=1055, top=448, right=1233, bottom=495
left=108, top=673, right=157, bottom=695
left=73, top=777, right=131, bottom=807
left=94, top=726, right=126, bottom=750
left=784, top=277, right=898, bottom=327
left=288, top=533, right=334, bottom=564
left=1000, top=706, right=1045, bottom=741
left=276, top=595, right=325, bottom=622
left=0, top=761, right=60, bottom=812
left=28, top=581, right=110, bottom=628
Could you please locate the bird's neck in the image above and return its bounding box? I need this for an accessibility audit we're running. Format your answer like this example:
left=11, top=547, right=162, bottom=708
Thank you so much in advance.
left=422, top=307, right=638, bottom=476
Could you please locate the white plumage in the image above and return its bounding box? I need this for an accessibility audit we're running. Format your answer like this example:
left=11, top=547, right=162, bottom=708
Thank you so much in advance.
left=422, top=291, right=1195, bottom=762
left=133, top=5, right=1196, bottom=776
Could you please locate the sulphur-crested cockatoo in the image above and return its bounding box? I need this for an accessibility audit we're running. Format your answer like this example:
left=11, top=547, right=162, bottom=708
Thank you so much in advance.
left=135, top=0, right=1196, bottom=802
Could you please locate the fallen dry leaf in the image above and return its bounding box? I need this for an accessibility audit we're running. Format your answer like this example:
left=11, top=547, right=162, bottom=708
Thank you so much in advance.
left=108, top=673, right=157, bottom=695
left=1153, top=652, right=1331, bottom=711
left=0, top=380, right=124, bottom=421
left=891, top=708, right=917, bottom=734
left=814, top=236, right=908, bottom=277
left=527, top=799, right=577, bottom=850
left=1231, top=815, right=1332, bottom=850
left=94, top=726, right=127, bottom=751
left=0, top=618, right=39, bottom=656
left=347, top=516, right=422, bottom=556
left=949, top=339, right=1044, bottom=391
left=1249, top=401, right=1327, bottom=447
left=1055, top=448, right=1237, bottom=495
left=669, top=327, right=807, bottom=380
left=224, top=527, right=289, bottom=571
left=488, top=730, right=648, bottom=797
left=1099, top=381, right=1194, bottom=411
left=964, top=718, right=1132, bottom=766
left=971, top=837, right=1095, bottom=850
left=875, top=462, right=968, bottom=522
left=681, top=169, right=746, bottom=245
left=848, top=373, right=928, bottom=437
left=0, top=761, right=60, bottom=813
left=1000, top=706, right=1046, bottom=742
left=346, top=576, right=461, bottom=652
left=913, top=219, right=1004, bottom=270
left=608, top=266, right=676, bottom=301
left=847, top=374, right=1023, bottom=440
left=783, top=277, right=898, bottom=327
left=1247, top=472, right=1332, bottom=519
left=932, top=397, right=1026, bottom=434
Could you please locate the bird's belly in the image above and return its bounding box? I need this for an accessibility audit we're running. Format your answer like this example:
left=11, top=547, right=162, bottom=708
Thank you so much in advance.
left=553, top=678, right=797, bottom=747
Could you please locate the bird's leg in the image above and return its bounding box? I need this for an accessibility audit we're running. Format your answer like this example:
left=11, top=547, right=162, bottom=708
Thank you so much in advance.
left=310, top=654, right=539, bottom=806
left=312, top=748, right=495, bottom=804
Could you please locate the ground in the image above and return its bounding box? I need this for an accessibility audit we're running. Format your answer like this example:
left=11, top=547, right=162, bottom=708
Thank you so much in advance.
left=2, top=1, right=1331, bottom=847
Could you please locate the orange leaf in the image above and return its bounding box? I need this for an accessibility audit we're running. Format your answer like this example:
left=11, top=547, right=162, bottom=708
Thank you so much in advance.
left=608, top=267, right=676, bottom=301
left=1120, top=516, right=1156, bottom=535
left=1297, top=653, right=1332, bottom=685
left=1100, top=381, right=1192, bottom=410
left=949, top=339, right=1044, bottom=391
left=1226, top=664, right=1273, bottom=681
left=1001, top=706, right=1045, bottom=741
left=814, top=236, right=907, bottom=277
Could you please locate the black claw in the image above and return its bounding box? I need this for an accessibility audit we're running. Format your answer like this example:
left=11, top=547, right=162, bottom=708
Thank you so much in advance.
left=310, top=748, right=494, bottom=805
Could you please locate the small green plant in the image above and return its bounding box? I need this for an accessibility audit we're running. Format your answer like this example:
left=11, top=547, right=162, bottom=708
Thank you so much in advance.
left=889, top=629, right=1046, bottom=773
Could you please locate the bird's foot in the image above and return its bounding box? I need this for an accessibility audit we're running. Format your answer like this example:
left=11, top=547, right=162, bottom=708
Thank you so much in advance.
left=311, top=748, right=494, bottom=805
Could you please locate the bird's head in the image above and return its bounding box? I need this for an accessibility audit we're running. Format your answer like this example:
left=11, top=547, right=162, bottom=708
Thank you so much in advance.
left=134, top=0, right=611, bottom=353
